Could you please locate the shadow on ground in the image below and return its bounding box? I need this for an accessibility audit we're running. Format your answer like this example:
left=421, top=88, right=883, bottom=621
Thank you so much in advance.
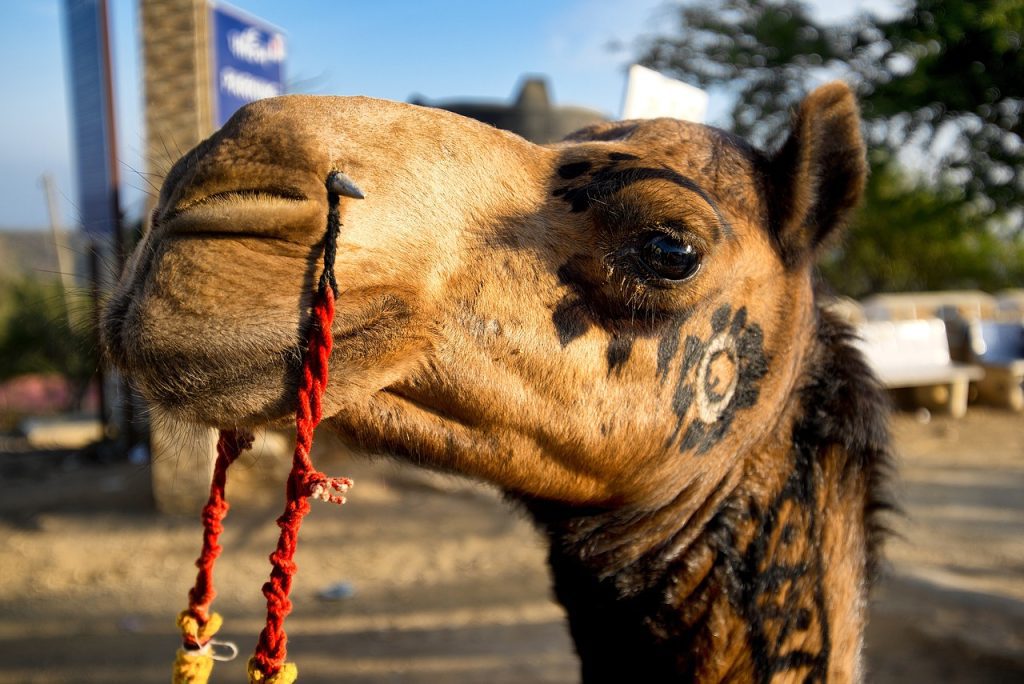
left=1, top=410, right=1022, bottom=682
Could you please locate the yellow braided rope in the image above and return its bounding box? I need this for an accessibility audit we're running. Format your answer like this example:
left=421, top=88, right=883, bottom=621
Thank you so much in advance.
left=171, top=611, right=225, bottom=684
left=247, top=657, right=298, bottom=683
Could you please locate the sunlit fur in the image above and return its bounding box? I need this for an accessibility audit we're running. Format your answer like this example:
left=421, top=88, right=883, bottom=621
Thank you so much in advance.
left=104, top=83, right=889, bottom=683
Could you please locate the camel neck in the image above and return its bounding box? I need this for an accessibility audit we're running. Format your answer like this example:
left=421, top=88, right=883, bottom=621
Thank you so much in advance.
left=526, top=452, right=840, bottom=682
left=522, top=312, right=889, bottom=683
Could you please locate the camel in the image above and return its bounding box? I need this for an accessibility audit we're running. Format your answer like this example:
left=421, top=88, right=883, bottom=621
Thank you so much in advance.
left=103, top=81, right=890, bottom=682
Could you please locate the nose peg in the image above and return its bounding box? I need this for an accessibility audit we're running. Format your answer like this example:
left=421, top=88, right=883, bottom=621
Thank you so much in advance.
left=328, top=171, right=365, bottom=199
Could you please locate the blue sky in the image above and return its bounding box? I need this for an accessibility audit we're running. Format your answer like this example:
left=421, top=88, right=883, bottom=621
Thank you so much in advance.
left=0, top=0, right=895, bottom=229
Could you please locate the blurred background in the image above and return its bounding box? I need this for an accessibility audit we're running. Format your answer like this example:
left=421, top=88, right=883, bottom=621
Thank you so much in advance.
left=0, top=1, right=1022, bottom=681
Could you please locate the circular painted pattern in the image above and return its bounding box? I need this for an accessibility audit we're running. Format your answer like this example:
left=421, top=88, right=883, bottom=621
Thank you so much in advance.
left=666, top=304, right=769, bottom=455
left=695, top=333, right=740, bottom=424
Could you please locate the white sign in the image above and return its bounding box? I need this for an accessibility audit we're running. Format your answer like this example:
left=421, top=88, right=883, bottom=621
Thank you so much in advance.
left=622, top=64, right=709, bottom=123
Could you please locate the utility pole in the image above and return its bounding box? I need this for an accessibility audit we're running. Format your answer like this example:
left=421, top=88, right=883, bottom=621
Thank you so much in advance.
left=40, top=173, right=77, bottom=328
left=62, top=0, right=125, bottom=443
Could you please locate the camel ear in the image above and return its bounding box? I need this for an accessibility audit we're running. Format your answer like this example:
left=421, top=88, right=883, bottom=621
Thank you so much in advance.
left=769, top=82, right=866, bottom=267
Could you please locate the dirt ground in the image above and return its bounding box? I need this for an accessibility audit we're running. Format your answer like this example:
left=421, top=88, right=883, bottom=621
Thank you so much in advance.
left=1, top=409, right=1022, bottom=683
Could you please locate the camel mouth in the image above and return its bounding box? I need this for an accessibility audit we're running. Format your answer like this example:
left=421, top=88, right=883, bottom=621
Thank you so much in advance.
left=102, top=286, right=304, bottom=428
left=103, top=273, right=428, bottom=430
left=121, top=348, right=301, bottom=428
left=161, top=187, right=309, bottom=222
left=155, top=184, right=326, bottom=247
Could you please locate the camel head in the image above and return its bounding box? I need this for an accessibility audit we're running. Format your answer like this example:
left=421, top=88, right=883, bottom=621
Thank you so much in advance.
left=104, top=83, right=865, bottom=510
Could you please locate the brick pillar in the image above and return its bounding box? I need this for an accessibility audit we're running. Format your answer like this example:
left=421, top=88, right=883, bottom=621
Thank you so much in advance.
left=139, top=0, right=216, bottom=513
left=140, top=0, right=212, bottom=188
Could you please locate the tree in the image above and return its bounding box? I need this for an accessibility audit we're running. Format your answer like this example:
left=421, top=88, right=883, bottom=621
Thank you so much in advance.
left=643, top=0, right=853, bottom=147
left=864, top=0, right=1023, bottom=215
left=0, top=277, right=98, bottom=407
left=819, top=152, right=1024, bottom=297
left=638, top=0, right=1024, bottom=295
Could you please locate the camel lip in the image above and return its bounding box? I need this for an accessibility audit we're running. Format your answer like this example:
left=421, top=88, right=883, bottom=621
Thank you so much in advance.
left=120, top=344, right=299, bottom=411
left=161, top=187, right=310, bottom=222
left=156, top=187, right=322, bottom=243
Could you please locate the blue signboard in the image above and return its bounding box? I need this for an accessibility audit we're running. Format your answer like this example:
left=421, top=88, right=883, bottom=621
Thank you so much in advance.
left=63, top=0, right=118, bottom=238
left=210, top=4, right=286, bottom=128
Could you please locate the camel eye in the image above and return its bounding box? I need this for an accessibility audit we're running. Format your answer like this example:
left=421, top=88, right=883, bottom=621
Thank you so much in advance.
left=638, top=232, right=701, bottom=282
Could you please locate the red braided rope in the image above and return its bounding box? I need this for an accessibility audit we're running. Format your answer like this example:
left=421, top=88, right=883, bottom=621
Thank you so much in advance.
left=249, top=189, right=351, bottom=679
left=250, top=287, right=331, bottom=674
left=176, top=178, right=352, bottom=681
left=184, top=429, right=253, bottom=641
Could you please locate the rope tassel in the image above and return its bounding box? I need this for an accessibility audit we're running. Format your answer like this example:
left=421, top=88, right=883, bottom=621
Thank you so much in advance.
left=171, top=173, right=359, bottom=683
left=172, top=431, right=250, bottom=684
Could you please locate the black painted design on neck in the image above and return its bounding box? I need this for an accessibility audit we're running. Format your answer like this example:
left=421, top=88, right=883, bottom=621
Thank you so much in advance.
left=717, top=448, right=832, bottom=682
left=522, top=309, right=889, bottom=682
left=558, top=161, right=592, bottom=179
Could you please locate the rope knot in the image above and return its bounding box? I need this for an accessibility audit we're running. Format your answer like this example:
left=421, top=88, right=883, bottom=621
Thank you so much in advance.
left=235, top=432, right=256, bottom=452
left=173, top=610, right=238, bottom=683
left=305, top=473, right=353, bottom=505
left=177, top=609, right=223, bottom=649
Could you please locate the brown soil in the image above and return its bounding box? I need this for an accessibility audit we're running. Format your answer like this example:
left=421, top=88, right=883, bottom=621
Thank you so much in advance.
left=1, top=409, right=1022, bottom=683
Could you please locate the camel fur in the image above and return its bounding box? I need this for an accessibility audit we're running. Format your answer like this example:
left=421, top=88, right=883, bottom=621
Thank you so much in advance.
left=104, top=81, right=889, bottom=683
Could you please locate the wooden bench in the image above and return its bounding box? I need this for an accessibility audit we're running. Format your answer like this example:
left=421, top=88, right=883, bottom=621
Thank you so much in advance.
left=856, top=319, right=984, bottom=418
left=996, top=289, right=1024, bottom=321
left=967, top=321, right=1024, bottom=411
left=861, top=290, right=997, bottom=322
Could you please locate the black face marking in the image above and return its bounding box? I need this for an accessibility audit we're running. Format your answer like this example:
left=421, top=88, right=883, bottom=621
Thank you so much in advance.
left=666, top=305, right=768, bottom=455
left=711, top=303, right=731, bottom=333
left=606, top=334, right=635, bottom=375
left=551, top=158, right=733, bottom=239
left=682, top=335, right=703, bottom=371
left=557, top=161, right=592, bottom=179
left=703, top=349, right=733, bottom=402
left=551, top=256, right=693, bottom=376
left=730, top=306, right=747, bottom=335
left=656, top=323, right=681, bottom=382
left=551, top=256, right=605, bottom=348
left=553, top=297, right=590, bottom=347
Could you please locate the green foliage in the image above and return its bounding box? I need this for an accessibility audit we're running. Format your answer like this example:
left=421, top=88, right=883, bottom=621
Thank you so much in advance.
left=639, top=0, right=1023, bottom=294
left=0, top=277, right=98, bottom=396
left=864, top=0, right=1024, bottom=214
left=642, top=0, right=854, bottom=147
left=821, top=153, right=1024, bottom=297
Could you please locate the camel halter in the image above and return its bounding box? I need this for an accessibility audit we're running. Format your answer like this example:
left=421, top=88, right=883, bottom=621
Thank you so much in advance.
left=171, top=172, right=364, bottom=684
